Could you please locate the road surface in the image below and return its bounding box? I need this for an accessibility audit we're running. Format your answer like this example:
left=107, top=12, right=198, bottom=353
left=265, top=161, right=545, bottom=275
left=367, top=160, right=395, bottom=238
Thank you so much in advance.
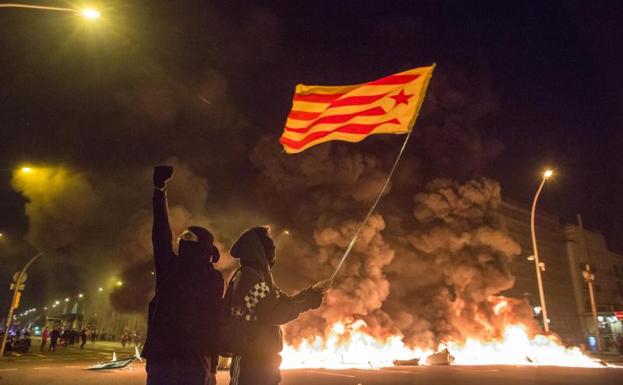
left=0, top=342, right=622, bottom=385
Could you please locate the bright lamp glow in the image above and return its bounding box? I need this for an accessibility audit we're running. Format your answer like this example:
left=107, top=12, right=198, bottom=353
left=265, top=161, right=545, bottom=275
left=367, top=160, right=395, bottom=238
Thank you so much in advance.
left=543, top=170, right=554, bottom=179
left=79, top=8, right=100, bottom=20
left=21, top=167, right=33, bottom=173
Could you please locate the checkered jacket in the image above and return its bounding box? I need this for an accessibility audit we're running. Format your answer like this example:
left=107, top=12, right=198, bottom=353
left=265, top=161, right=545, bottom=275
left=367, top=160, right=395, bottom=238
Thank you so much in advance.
left=228, top=266, right=302, bottom=325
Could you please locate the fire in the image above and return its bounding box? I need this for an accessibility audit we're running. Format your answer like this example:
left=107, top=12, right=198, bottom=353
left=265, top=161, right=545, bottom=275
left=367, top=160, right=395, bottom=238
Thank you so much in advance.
left=281, top=319, right=426, bottom=369
left=281, top=320, right=607, bottom=369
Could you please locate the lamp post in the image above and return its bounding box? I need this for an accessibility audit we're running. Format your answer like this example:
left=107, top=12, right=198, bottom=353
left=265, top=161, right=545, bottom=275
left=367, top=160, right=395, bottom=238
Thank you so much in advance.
left=0, top=3, right=100, bottom=19
left=0, top=252, right=43, bottom=359
left=530, top=169, right=553, bottom=332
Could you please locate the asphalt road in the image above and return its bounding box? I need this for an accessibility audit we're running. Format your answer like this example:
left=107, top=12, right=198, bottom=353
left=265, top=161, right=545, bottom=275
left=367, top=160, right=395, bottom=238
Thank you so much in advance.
left=0, top=343, right=622, bottom=385
left=1, top=364, right=623, bottom=385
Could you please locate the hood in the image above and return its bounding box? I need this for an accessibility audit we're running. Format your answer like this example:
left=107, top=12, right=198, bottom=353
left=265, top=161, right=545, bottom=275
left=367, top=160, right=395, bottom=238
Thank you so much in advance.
left=230, top=228, right=268, bottom=266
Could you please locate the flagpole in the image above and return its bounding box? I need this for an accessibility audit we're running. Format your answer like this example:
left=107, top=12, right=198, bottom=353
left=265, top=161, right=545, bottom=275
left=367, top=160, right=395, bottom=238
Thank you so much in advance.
left=325, top=64, right=435, bottom=284
left=329, top=129, right=414, bottom=282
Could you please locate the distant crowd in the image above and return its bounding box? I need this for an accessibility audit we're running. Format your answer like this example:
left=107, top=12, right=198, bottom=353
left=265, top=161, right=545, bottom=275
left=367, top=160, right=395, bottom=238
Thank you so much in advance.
left=39, top=327, right=144, bottom=351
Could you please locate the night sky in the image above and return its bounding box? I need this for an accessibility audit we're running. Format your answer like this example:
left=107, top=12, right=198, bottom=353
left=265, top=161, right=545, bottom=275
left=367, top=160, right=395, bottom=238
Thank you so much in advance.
left=1, top=0, right=622, bottom=309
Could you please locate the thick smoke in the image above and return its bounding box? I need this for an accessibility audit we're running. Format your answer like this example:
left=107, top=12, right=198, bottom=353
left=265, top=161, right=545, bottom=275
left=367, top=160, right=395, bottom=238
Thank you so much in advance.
left=384, top=178, right=532, bottom=347
left=11, top=167, right=98, bottom=251
left=10, top=167, right=102, bottom=295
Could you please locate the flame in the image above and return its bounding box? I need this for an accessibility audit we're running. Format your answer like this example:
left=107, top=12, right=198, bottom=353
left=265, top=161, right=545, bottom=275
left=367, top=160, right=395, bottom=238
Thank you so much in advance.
left=281, top=320, right=606, bottom=369
left=281, top=319, right=425, bottom=369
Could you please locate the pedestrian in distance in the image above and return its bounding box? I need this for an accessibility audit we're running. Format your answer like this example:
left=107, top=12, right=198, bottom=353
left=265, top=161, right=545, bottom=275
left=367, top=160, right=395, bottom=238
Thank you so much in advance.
left=49, top=328, right=60, bottom=352
left=616, top=333, right=623, bottom=357
left=223, top=226, right=327, bottom=385
left=143, top=165, right=224, bottom=385
left=121, top=331, right=128, bottom=348
left=80, top=328, right=88, bottom=349
left=40, top=327, right=49, bottom=352
left=60, top=329, right=68, bottom=349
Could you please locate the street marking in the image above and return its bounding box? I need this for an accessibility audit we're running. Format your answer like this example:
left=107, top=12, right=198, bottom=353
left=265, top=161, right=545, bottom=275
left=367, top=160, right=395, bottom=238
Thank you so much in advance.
left=33, top=353, right=46, bottom=357
left=64, top=365, right=81, bottom=368
left=454, top=368, right=500, bottom=372
left=0, top=368, right=18, bottom=372
left=33, top=367, right=51, bottom=370
left=381, top=369, right=420, bottom=374
left=305, top=370, right=356, bottom=378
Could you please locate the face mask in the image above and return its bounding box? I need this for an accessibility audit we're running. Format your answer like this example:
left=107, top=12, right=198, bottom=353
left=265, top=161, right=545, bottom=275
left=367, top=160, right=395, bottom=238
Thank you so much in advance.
left=178, top=229, right=200, bottom=243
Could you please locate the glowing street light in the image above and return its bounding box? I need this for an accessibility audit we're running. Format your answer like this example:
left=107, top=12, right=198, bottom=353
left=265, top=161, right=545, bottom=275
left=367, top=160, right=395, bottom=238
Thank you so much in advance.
left=79, top=8, right=100, bottom=19
left=115, top=280, right=123, bottom=287
left=54, top=300, right=60, bottom=305
left=64, top=297, right=69, bottom=302
left=20, top=167, right=33, bottom=173
left=530, top=168, right=555, bottom=332
left=78, top=293, right=84, bottom=298
left=97, top=287, right=103, bottom=292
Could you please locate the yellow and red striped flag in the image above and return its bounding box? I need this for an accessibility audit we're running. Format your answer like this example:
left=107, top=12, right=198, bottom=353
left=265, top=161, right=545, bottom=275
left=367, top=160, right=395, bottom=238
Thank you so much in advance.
left=279, top=65, right=435, bottom=154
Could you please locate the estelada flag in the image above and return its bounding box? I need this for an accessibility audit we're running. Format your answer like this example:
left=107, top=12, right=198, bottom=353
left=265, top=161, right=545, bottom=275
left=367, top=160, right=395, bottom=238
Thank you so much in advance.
left=280, top=64, right=435, bottom=154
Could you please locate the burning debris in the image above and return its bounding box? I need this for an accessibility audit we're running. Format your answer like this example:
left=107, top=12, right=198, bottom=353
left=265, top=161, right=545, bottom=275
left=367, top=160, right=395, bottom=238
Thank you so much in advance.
left=425, top=349, right=455, bottom=366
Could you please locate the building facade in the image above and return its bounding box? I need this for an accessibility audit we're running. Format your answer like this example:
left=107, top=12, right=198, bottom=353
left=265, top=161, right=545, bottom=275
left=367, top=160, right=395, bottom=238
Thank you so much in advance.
left=500, top=200, right=623, bottom=352
left=565, top=224, right=623, bottom=352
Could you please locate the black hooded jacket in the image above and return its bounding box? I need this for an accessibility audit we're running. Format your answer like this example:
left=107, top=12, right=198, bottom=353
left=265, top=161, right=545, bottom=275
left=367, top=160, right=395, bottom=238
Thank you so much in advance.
left=225, top=229, right=312, bottom=358
left=143, top=189, right=224, bottom=368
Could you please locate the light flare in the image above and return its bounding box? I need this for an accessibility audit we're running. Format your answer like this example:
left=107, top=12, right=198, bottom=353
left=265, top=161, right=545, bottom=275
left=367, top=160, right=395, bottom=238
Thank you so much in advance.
left=79, top=8, right=100, bottom=20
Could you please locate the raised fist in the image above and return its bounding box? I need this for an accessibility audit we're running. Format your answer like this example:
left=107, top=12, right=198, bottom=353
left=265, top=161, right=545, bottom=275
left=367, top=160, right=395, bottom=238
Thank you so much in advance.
left=153, top=165, right=174, bottom=188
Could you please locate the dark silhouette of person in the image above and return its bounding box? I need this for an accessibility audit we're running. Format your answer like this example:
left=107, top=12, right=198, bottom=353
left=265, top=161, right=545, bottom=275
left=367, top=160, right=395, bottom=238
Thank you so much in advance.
left=225, top=226, right=326, bottom=385
left=40, top=327, right=49, bottom=352
left=143, top=165, right=224, bottom=385
left=80, top=328, right=88, bottom=349
left=49, top=328, right=60, bottom=352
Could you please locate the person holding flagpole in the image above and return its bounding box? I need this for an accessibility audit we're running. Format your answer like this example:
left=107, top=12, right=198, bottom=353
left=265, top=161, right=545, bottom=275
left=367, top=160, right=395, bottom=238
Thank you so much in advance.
left=223, top=226, right=326, bottom=385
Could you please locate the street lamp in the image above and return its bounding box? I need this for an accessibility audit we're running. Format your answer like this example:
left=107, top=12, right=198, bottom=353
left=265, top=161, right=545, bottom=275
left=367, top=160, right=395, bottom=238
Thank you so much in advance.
left=0, top=3, right=101, bottom=20
left=530, top=169, right=554, bottom=332
left=0, top=252, right=42, bottom=359
left=79, top=8, right=100, bottom=19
